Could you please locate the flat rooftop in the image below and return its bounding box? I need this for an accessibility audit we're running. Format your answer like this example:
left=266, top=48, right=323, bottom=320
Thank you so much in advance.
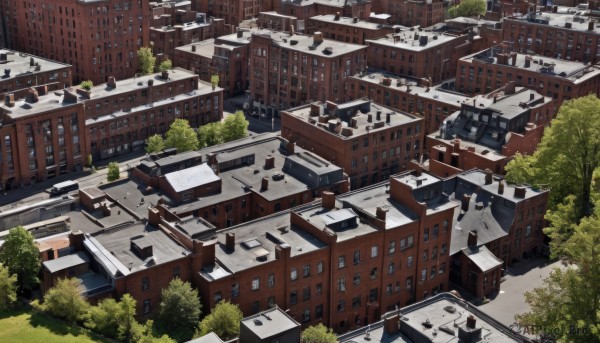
left=201, top=210, right=326, bottom=279
left=366, top=32, right=464, bottom=51
left=252, top=30, right=366, bottom=57
left=462, top=47, right=600, bottom=83
left=101, top=180, right=163, bottom=220
left=507, top=11, right=600, bottom=33
left=240, top=307, right=300, bottom=339
left=310, top=14, right=395, bottom=30
left=0, top=49, right=70, bottom=81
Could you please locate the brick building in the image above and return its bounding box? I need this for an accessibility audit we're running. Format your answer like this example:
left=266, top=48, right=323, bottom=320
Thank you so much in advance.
left=174, top=30, right=252, bottom=97
left=196, top=0, right=269, bottom=28
left=0, top=50, right=72, bottom=100
left=366, top=31, right=472, bottom=84
left=502, top=11, right=600, bottom=63
left=281, top=99, right=424, bottom=189
left=448, top=169, right=549, bottom=299
left=441, top=17, right=503, bottom=53
left=149, top=2, right=225, bottom=63
left=249, top=30, right=367, bottom=116
left=1, top=0, right=151, bottom=84
left=83, top=68, right=223, bottom=161
left=426, top=84, right=554, bottom=178
left=307, top=14, right=395, bottom=45
left=347, top=72, right=469, bottom=135
left=257, top=11, right=298, bottom=33
left=275, top=0, right=372, bottom=22
left=190, top=170, right=457, bottom=332
left=374, top=0, right=445, bottom=28
left=134, top=135, right=349, bottom=229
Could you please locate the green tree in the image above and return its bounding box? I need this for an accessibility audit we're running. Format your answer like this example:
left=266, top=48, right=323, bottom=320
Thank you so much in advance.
left=138, top=47, right=156, bottom=75
left=210, top=74, right=219, bottom=89
left=221, top=111, right=249, bottom=143
left=0, top=226, right=41, bottom=292
left=448, top=0, right=487, bottom=18
left=504, top=153, right=536, bottom=185
left=301, top=323, right=338, bottom=343
left=516, top=200, right=600, bottom=342
left=86, top=154, right=93, bottom=168
left=156, top=278, right=201, bottom=342
left=165, top=119, right=199, bottom=153
left=196, top=301, right=243, bottom=341
left=118, top=294, right=137, bottom=342
left=158, top=59, right=172, bottom=72
left=0, top=263, right=17, bottom=310
left=80, top=80, right=93, bottom=91
left=146, top=134, right=165, bottom=154
left=198, top=122, right=223, bottom=148
left=43, top=278, right=89, bottom=323
left=107, top=161, right=120, bottom=182
left=85, top=294, right=137, bottom=341
left=131, top=320, right=176, bottom=343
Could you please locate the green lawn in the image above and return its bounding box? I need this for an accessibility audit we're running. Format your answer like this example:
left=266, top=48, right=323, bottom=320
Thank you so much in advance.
left=0, top=308, right=106, bottom=343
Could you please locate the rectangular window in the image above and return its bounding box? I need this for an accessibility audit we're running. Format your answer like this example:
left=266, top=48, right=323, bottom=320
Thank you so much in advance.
left=268, top=273, right=275, bottom=288
left=423, top=228, right=429, bottom=242
left=251, top=278, right=260, bottom=290
left=352, top=296, right=361, bottom=308
left=303, top=309, right=310, bottom=322
left=231, top=283, right=239, bottom=297
left=338, top=256, right=346, bottom=269
left=337, top=277, right=346, bottom=291
left=315, top=304, right=323, bottom=318
left=433, top=224, right=439, bottom=238
left=316, top=283, right=322, bottom=295
left=388, top=263, right=394, bottom=275
left=141, top=276, right=150, bottom=290
left=303, top=287, right=311, bottom=301
left=389, top=241, right=396, bottom=254
left=337, top=300, right=345, bottom=312
left=421, top=269, right=427, bottom=281
left=290, top=291, right=298, bottom=305
left=353, top=250, right=360, bottom=265
left=291, top=268, right=298, bottom=281
left=371, top=245, right=378, bottom=258
left=317, top=261, right=324, bottom=274
left=303, top=264, right=310, bottom=277
left=143, top=299, right=151, bottom=314
left=353, top=273, right=361, bottom=286
left=407, top=256, right=413, bottom=268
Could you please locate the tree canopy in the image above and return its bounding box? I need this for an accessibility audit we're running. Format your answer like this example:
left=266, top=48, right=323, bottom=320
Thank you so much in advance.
left=85, top=294, right=137, bottom=341
left=505, top=95, right=600, bottom=221
left=146, top=134, right=165, bottom=154
left=197, top=122, right=222, bottom=148
left=301, top=323, right=338, bottom=343
left=158, top=59, right=172, bottom=72
left=221, top=111, right=249, bottom=143
left=165, top=119, right=199, bottom=153
left=516, top=198, right=600, bottom=342
left=0, top=226, right=41, bottom=292
left=107, top=161, right=120, bottom=182
left=156, top=278, right=202, bottom=342
left=447, top=0, right=487, bottom=18
left=43, top=278, right=90, bottom=323
left=196, top=301, right=243, bottom=341
left=137, top=47, right=156, bottom=75
left=0, top=263, right=17, bottom=310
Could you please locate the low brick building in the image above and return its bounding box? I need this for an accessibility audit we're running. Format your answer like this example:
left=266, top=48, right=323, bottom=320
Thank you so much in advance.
left=307, top=14, right=395, bottom=45
left=374, top=0, right=445, bottom=27
left=282, top=99, right=424, bottom=189
left=275, top=0, right=372, bottom=22
left=426, top=84, right=554, bottom=178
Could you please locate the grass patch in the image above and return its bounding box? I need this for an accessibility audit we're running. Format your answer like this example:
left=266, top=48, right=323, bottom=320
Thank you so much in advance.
left=0, top=307, right=106, bottom=343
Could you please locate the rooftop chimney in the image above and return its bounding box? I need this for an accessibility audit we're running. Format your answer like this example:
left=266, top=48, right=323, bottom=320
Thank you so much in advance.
left=334, top=12, right=340, bottom=21
left=461, top=194, right=471, bottom=212
left=313, top=32, right=323, bottom=44
left=386, top=113, right=391, bottom=123
left=226, top=232, right=235, bottom=252
left=107, top=76, right=116, bottom=88
left=466, top=315, right=476, bottom=329
left=589, top=20, right=595, bottom=31
left=514, top=186, right=526, bottom=198
left=384, top=313, right=399, bottom=334
left=376, top=207, right=388, bottom=221
left=264, top=155, right=275, bottom=169
left=4, top=93, right=14, bottom=107
left=376, top=110, right=381, bottom=121
left=484, top=169, right=493, bottom=185
left=524, top=57, right=531, bottom=68
left=286, top=141, right=295, bottom=155
left=467, top=230, right=478, bottom=247
left=310, top=103, right=321, bottom=116
left=261, top=177, right=269, bottom=191
left=322, top=191, right=335, bottom=210
left=191, top=45, right=197, bottom=52
left=498, top=180, right=504, bottom=194
left=505, top=81, right=516, bottom=95
left=367, top=114, right=372, bottom=122
left=29, top=57, right=34, bottom=66
left=237, top=29, right=243, bottom=38
left=453, top=139, right=461, bottom=153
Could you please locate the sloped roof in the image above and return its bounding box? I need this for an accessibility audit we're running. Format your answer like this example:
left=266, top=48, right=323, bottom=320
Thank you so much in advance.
left=462, top=245, right=503, bottom=272
left=164, top=164, right=220, bottom=193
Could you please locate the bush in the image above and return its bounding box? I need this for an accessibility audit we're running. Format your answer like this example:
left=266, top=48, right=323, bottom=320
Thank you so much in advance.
left=159, top=60, right=172, bottom=72
left=107, top=162, right=120, bottom=182
left=80, top=80, right=93, bottom=91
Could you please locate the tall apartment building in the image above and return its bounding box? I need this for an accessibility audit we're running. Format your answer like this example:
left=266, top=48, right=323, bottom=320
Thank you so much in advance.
left=1, top=0, right=151, bottom=84
left=281, top=99, right=424, bottom=189
left=174, top=30, right=252, bottom=97
left=374, top=0, right=445, bottom=27
left=366, top=31, right=472, bottom=84
left=149, top=2, right=225, bottom=62
left=347, top=72, right=469, bottom=135
left=456, top=45, right=600, bottom=105
left=249, top=30, right=367, bottom=117
left=307, top=14, right=394, bottom=45
left=426, top=84, right=554, bottom=177
left=503, top=11, right=600, bottom=63
left=0, top=49, right=73, bottom=99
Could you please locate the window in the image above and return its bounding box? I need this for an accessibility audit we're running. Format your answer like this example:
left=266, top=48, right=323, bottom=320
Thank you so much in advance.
left=388, top=263, right=394, bottom=275
left=143, top=299, right=151, bottom=314
left=291, top=268, right=298, bottom=281
left=387, top=284, right=393, bottom=295
left=252, top=301, right=260, bottom=314
left=141, top=276, right=150, bottom=290
left=353, top=250, right=360, bottom=265
left=251, top=277, right=260, bottom=290
left=439, top=263, right=446, bottom=274
left=407, top=235, right=414, bottom=248
left=317, top=261, right=324, bottom=274
left=423, top=228, right=429, bottom=242
left=432, top=246, right=437, bottom=259
left=430, top=266, right=437, bottom=279
left=214, top=292, right=222, bottom=303
left=395, top=281, right=401, bottom=293
left=290, top=291, right=298, bottom=305
left=338, top=277, right=346, bottom=291
left=353, top=273, right=361, bottom=286
left=268, top=296, right=276, bottom=308
left=389, top=241, right=396, bottom=254
left=232, top=283, right=239, bottom=297
left=315, top=304, right=323, bottom=318
left=371, top=245, right=378, bottom=258
left=433, top=224, right=439, bottom=238
left=443, top=220, right=449, bottom=233
left=337, top=300, right=345, bottom=312
left=421, top=269, right=427, bottom=281
left=268, top=273, right=275, bottom=288
left=316, top=283, right=322, bottom=295
left=441, top=244, right=447, bottom=255
left=526, top=224, right=532, bottom=237
left=303, top=264, right=310, bottom=277
left=338, top=255, right=346, bottom=268
left=369, top=288, right=378, bottom=302
left=406, top=277, right=413, bottom=289
left=352, top=296, right=361, bottom=308
left=303, top=309, right=311, bottom=322
left=370, top=267, right=378, bottom=279
left=172, top=266, right=180, bottom=278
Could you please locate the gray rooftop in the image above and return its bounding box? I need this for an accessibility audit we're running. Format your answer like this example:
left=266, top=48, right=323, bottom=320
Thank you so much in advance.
left=462, top=245, right=503, bottom=272
left=185, top=332, right=224, bottom=343
left=92, top=223, right=189, bottom=274
left=295, top=204, right=379, bottom=243
left=164, top=163, right=221, bottom=193
left=171, top=216, right=215, bottom=239
left=366, top=32, right=465, bottom=51
left=252, top=30, right=366, bottom=57
left=339, top=292, right=528, bottom=342
left=0, top=49, right=70, bottom=82
left=43, top=251, right=90, bottom=273
left=240, top=307, right=300, bottom=339
left=310, top=14, right=395, bottom=30
left=508, top=11, right=600, bottom=33
left=101, top=180, right=163, bottom=220
left=201, top=210, right=326, bottom=278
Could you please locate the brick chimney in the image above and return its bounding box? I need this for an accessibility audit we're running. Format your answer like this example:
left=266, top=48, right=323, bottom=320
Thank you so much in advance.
left=384, top=313, right=399, bottom=334
left=107, top=76, right=116, bottom=88
left=26, top=88, right=38, bottom=103
left=367, top=114, right=372, bottom=122
left=191, top=45, right=196, bottom=52
left=505, top=81, right=516, bottom=95
left=264, top=155, right=275, bottom=169
left=453, top=139, right=461, bottom=153
left=386, top=113, right=391, bottom=123
left=461, top=194, right=471, bottom=212
left=466, top=315, right=476, bottom=328
left=484, top=169, right=493, bottom=185
left=376, top=206, right=388, bottom=221
left=467, top=230, right=478, bottom=247
left=313, top=32, right=323, bottom=44
left=148, top=205, right=161, bottom=226
left=286, top=141, right=295, bottom=154
left=4, top=93, right=14, bottom=107
left=514, top=186, right=526, bottom=198
left=226, top=232, right=235, bottom=252
left=322, top=191, right=335, bottom=210
left=69, top=231, right=85, bottom=252
left=261, top=177, right=269, bottom=191
left=310, top=103, right=321, bottom=116
left=498, top=180, right=504, bottom=194
left=334, top=12, right=340, bottom=20
left=376, top=110, right=382, bottom=121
